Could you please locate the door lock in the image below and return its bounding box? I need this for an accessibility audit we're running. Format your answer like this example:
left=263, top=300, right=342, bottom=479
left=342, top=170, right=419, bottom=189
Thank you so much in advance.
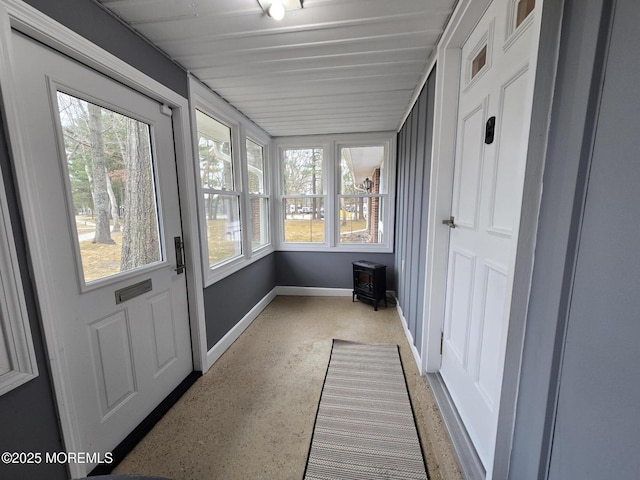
left=442, top=216, right=457, bottom=228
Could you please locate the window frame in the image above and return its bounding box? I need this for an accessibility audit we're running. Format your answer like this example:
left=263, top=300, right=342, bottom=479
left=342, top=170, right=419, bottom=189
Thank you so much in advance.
left=278, top=142, right=329, bottom=247
left=244, top=126, right=272, bottom=255
left=275, top=132, right=396, bottom=253
left=0, top=166, right=38, bottom=396
left=336, top=141, right=390, bottom=247
left=189, top=78, right=273, bottom=286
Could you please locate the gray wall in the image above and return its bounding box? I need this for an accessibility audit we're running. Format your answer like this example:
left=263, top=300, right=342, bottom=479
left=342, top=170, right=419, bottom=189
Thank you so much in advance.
left=509, top=0, right=639, bottom=478
left=24, top=0, right=187, bottom=97
left=394, top=71, right=436, bottom=356
left=204, top=253, right=277, bottom=349
left=547, top=0, right=640, bottom=477
left=275, top=251, right=395, bottom=290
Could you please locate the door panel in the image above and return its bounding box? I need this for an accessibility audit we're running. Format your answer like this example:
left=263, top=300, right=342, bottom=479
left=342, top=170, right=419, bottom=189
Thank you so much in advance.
left=489, top=69, right=529, bottom=236
left=446, top=250, right=476, bottom=365
left=12, top=32, right=193, bottom=473
left=453, top=102, right=487, bottom=229
left=440, top=0, right=539, bottom=471
left=149, top=290, right=179, bottom=374
left=476, top=264, right=507, bottom=407
left=89, top=311, right=137, bottom=416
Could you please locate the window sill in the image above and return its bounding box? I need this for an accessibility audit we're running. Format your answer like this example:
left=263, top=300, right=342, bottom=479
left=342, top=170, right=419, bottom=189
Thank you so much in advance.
left=276, top=243, right=393, bottom=254
left=203, top=244, right=274, bottom=288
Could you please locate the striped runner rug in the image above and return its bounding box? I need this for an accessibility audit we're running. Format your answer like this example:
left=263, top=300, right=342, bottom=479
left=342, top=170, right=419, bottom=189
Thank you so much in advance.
left=304, top=340, right=428, bottom=480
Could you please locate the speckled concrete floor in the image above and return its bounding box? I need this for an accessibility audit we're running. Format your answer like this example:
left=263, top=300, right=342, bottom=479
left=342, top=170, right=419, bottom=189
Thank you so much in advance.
left=113, top=296, right=463, bottom=480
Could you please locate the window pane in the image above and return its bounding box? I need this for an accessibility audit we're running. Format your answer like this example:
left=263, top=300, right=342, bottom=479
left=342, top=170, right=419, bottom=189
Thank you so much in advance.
left=203, top=193, right=242, bottom=266
left=516, top=0, right=535, bottom=28
left=196, top=110, right=234, bottom=190
left=283, top=148, right=323, bottom=195
left=284, top=198, right=324, bottom=243
left=339, top=197, right=384, bottom=244
left=340, top=146, right=385, bottom=194
left=57, top=92, right=162, bottom=284
left=251, top=197, right=269, bottom=250
left=247, top=139, right=265, bottom=195
left=471, top=45, right=487, bottom=79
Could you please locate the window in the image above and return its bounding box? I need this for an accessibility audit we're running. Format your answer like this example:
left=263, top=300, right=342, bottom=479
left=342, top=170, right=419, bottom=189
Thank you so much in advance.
left=339, top=145, right=386, bottom=244
left=282, top=147, right=325, bottom=243
left=516, top=0, right=535, bottom=29
left=56, top=92, right=162, bottom=284
left=195, top=109, right=242, bottom=268
left=247, top=138, right=269, bottom=251
left=471, top=45, right=487, bottom=80
left=276, top=134, right=395, bottom=252
left=190, top=78, right=272, bottom=285
left=0, top=170, right=38, bottom=395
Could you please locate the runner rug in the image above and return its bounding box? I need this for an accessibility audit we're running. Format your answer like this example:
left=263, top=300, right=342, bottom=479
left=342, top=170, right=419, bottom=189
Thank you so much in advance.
left=303, top=339, right=428, bottom=480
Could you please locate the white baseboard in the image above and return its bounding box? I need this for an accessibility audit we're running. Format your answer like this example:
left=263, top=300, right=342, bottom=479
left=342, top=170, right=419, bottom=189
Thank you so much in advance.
left=206, top=287, right=277, bottom=369
left=275, top=286, right=353, bottom=297
left=396, top=302, right=423, bottom=374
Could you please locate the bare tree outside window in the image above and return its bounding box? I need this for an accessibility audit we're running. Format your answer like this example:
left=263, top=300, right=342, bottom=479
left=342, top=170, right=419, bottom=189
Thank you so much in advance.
left=57, top=92, right=162, bottom=283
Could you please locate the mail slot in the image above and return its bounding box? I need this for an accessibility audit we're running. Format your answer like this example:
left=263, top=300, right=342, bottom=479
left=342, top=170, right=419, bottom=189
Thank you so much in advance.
left=115, top=279, right=152, bottom=304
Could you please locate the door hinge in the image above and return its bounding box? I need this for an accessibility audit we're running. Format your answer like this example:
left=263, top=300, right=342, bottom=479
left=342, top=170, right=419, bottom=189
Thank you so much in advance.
left=160, top=104, right=173, bottom=117
left=440, top=331, right=444, bottom=355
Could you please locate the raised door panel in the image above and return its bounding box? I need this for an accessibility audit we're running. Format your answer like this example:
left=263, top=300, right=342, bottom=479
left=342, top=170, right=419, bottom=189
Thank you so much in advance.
left=489, top=69, right=529, bottom=237
left=88, top=311, right=137, bottom=418
left=453, top=102, right=487, bottom=229
left=445, top=250, right=476, bottom=366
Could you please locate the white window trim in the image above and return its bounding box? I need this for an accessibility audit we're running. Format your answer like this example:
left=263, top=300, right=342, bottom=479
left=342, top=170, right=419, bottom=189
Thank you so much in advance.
left=277, top=142, right=330, bottom=248
left=274, top=132, right=396, bottom=253
left=188, top=77, right=273, bottom=287
left=245, top=127, right=272, bottom=255
left=0, top=167, right=38, bottom=396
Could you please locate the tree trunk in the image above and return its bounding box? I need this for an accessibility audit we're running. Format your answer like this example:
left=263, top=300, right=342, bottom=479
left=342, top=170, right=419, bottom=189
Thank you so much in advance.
left=120, top=119, right=159, bottom=270
left=87, top=103, right=115, bottom=244
left=105, top=166, right=121, bottom=233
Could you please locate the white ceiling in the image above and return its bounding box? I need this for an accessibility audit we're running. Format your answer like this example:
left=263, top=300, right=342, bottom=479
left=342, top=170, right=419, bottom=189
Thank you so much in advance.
left=97, top=0, right=457, bottom=137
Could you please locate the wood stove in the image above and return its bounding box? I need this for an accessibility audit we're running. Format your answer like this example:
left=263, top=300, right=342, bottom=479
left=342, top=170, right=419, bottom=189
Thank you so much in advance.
left=352, top=260, right=387, bottom=311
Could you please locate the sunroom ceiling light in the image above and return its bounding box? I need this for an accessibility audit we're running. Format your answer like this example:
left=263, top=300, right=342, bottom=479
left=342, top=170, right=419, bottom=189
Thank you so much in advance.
left=257, top=0, right=303, bottom=20
left=268, top=1, right=285, bottom=20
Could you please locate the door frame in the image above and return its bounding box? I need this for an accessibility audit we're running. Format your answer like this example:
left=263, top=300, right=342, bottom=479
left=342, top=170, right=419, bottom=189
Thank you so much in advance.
left=0, top=1, right=208, bottom=477
left=418, top=0, right=548, bottom=477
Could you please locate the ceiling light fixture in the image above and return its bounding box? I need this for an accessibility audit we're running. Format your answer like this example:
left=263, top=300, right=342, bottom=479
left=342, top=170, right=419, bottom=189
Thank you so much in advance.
left=258, top=0, right=303, bottom=21
left=268, top=1, right=285, bottom=20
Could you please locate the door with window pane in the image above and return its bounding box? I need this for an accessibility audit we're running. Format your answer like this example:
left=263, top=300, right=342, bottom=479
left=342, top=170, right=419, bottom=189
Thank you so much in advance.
left=12, top=32, right=192, bottom=474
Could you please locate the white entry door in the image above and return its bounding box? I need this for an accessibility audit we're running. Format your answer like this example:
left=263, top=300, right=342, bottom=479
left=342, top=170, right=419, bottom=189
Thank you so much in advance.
left=440, top=0, right=538, bottom=472
left=12, top=32, right=193, bottom=473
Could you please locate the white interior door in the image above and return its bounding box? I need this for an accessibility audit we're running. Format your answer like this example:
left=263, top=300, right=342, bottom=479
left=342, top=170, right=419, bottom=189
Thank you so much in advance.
left=12, top=32, right=193, bottom=474
left=439, top=0, right=538, bottom=472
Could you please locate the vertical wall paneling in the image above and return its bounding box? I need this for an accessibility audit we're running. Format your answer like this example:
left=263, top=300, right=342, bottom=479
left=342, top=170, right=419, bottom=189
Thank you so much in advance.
left=410, top=89, right=427, bottom=336
left=406, top=100, right=419, bottom=332
left=395, top=69, right=436, bottom=355
left=415, top=76, right=436, bottom=351
left=396, top=125, right=407, bottom=307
